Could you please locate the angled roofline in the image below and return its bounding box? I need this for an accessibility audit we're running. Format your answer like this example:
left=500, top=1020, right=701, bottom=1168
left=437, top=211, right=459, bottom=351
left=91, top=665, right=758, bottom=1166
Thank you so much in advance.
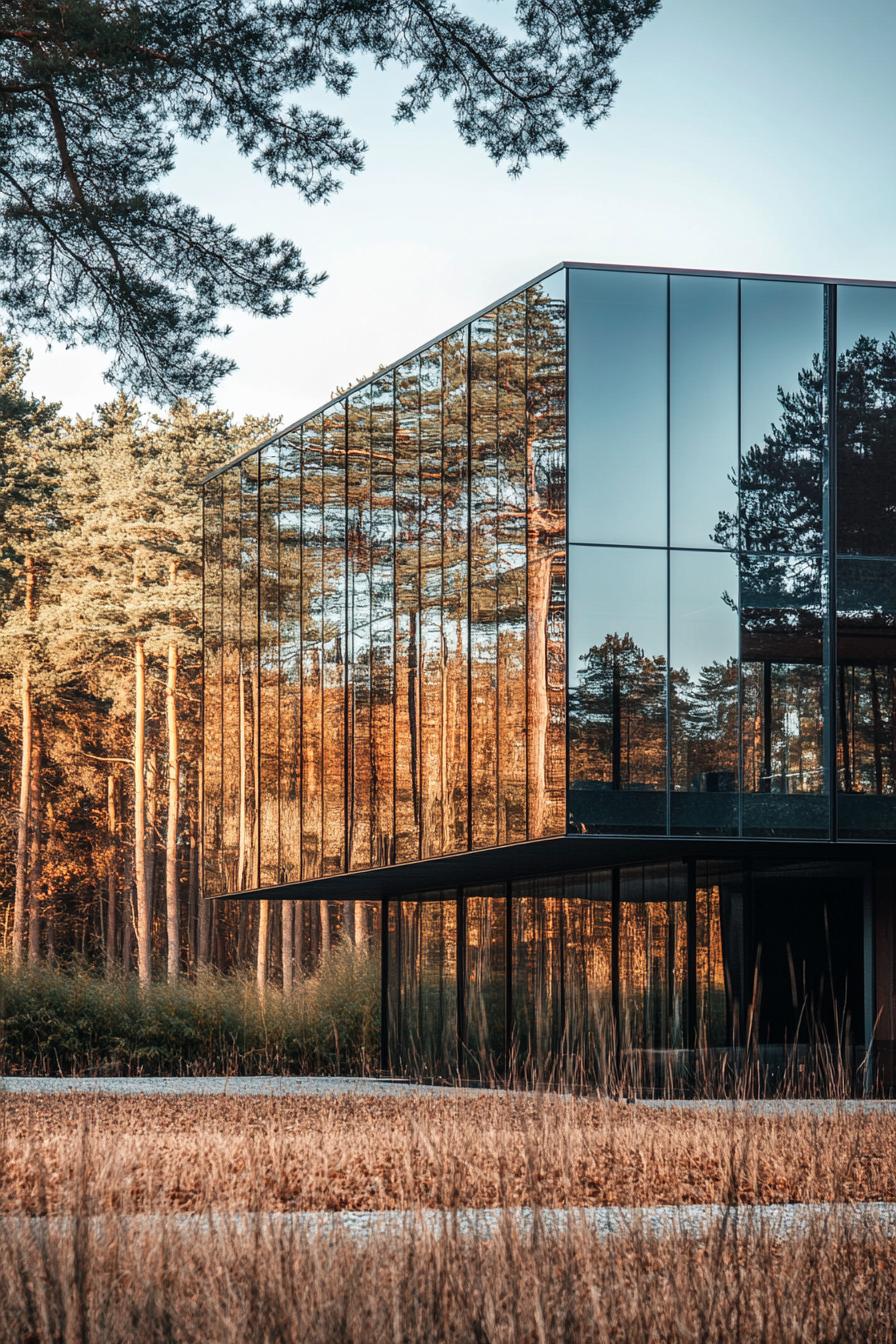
left=201, top=259, right=896, bottom=485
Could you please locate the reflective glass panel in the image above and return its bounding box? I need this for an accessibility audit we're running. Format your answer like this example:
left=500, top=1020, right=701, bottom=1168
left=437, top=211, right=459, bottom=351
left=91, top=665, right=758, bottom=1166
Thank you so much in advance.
left=389, top=897, right=457, bottom=1076
left=470, top=313, right=499, bottom=849
left=836, top=284, right=896, bottom=556
left=321, top=405, right=347, bottom=874
left=837, top=555, right=896, bottom=837
left=300, top=420, right=323, bottom=879
left=695, top=860, right=744, bottom=1048
left=739, top=280, right=825, bottom=554
left=618, top=864, right=687, bottom=1052
left=346, top=388, right=372, bottom=871
left=670, top=276, right=738, bottom=549
left=220, top=468, right=241, bottom=892
left=511, top=881, right=563, bottom=1070
left=239, top=454, right=259, bottom=890
left=568, top=546, right=667, bottom=834
left=419, top=344, right=444, bottom=858
left=464, top=889, right=506, bottom=1075
left=258, top=443, right=279, bottom=887
left=670, top=550, right=739, bottom=833
left=496, top=297, right=528, bottom=843
left=526, top=274, right=567, bottom=836
left=278, top=433, right=302, bottom=884
left=568, top=268, right=667, bottom=545
left=395, top=361, right=421, bottom=863
left=441, top=330, right=469, bottom=853
left=563, top=870, right=613, bottom=1081
left=741, top=553, right=828, bottom=836
left=202, top=478, right=224, bottom=897
left=370, top=375, right=395, bottom=866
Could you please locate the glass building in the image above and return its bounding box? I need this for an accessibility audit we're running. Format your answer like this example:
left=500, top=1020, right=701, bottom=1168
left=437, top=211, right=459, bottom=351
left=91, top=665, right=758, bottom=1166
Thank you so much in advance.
left=202, top=263, right=896, bottom=1082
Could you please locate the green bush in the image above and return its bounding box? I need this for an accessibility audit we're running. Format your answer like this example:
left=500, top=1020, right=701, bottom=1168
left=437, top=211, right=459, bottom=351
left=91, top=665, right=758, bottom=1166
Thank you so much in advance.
left=0, top=946, right=380, bottom=1076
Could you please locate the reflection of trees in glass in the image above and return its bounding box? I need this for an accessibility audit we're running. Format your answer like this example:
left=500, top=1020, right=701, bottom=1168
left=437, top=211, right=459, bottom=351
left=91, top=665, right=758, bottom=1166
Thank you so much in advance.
left=569, top=633, right=666, bottom=791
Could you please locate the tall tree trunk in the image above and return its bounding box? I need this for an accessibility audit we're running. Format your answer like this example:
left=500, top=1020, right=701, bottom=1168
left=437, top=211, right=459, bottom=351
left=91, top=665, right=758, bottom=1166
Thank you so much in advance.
left=27, top=727, right=42, bottom=961
left=145, top=746, right=158, bottom=926
left=188, top=804, right=198, bottom=968
left=343, top=899, right=356, bottom=948
left=106, top=774, right=117, bottom=976
left=237, top=667, right=247, bottom=890
left=12, top=554, right=35, bottom=971
left=319, top=900, right=331, bottom=957
left=294, top=901, right=304, bottom=980
left=282, top=900, right=294, bottom=993
left=165, top=642, right=180, bottom=982
left=134, top=639, right=151, bottom=987
left=256, top=899, right=269, bottom=997
left=196, top=756, right=210, bottom=969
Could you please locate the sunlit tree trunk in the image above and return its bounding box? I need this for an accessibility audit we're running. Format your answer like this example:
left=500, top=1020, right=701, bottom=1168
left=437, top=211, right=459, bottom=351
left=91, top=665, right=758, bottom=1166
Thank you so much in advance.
left=134, top=639, right=151, bottom=987
left=106, top=774, right=117, bottom=975
left=319, top=900, right=331, bottom=956
left=256, top=898, right=269, bottom=996
left=282, top=900, right=294, bottom=993
left=27, top=728, right=42, bottom=961
left=145, top=745, right=158, bottom=924
left=196, top=757, right=210, bottom=968
left=237, top=667, right=247, bottom=890
left=12, top=554, right=35, bottom=971
left=343, top=900, right=356, bottom=948
left=165, top=642, right=180, bottom=982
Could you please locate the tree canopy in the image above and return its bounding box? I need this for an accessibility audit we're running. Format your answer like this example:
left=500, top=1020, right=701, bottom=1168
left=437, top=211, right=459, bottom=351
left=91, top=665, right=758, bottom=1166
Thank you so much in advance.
left=0, top=0, right=659, bottom=402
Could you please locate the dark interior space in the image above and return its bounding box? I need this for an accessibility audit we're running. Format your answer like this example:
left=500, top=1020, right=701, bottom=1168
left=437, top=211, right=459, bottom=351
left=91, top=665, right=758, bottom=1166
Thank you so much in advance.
left=748, top=862, right=865, bottom=1045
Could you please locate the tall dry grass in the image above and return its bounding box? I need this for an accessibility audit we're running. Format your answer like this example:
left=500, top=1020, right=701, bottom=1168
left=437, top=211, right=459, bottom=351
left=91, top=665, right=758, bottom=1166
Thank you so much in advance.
left=2, top=1090, right=896, bottom=1341
left=0, top=944, right=379, bottom=1075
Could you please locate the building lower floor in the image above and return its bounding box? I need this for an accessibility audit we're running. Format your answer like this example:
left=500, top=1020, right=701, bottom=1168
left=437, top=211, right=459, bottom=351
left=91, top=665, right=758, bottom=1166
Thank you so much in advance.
left=379, top=852, right=896, bottom=1090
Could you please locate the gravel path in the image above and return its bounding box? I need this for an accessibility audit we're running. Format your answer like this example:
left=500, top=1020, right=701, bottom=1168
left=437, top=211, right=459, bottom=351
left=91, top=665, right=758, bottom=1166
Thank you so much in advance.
left=5, top=1202, right=896, bottom=1242
left=3, top=1076, right=896, bottom=1112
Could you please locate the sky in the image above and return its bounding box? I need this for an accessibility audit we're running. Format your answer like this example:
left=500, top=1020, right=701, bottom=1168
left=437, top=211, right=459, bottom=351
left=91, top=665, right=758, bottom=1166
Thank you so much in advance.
left=22, top=0, right=896, bottom=424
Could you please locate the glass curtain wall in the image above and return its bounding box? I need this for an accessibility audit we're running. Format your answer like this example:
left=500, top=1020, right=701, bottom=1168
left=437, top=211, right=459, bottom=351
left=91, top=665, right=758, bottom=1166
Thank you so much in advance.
left=568, top=267, right=829, bottom=839
left=203, top=272, right=566, bottom=894
left=387, top=861, right=741, bottom=1079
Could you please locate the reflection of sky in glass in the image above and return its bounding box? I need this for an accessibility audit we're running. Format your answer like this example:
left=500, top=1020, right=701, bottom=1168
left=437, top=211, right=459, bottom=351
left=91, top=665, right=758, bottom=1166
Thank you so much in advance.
left=837, top=283, right=896, bottom=351
left=670, top=550, right=738, bottom=675
left=568, top=269, right=667, bottom=546
left=740, top=280, right=823, bottom=456
left=670, top=276, right=738, bottom=549
left=568, top=545, right=666, bottom=676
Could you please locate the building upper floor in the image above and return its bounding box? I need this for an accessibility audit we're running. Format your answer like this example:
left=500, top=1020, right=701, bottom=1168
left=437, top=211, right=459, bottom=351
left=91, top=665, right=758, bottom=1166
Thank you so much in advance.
left=202, top=263, right=896, bottom=897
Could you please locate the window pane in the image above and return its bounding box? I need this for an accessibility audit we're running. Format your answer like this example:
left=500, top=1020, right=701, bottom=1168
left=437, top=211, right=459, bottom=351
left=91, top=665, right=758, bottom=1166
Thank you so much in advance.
left=618, top=863, right=687, bottom=1052
left=395, top=360, right=421, bottom=862
left=347, top=389, right=372, bottom=871
left=370, top=375, right=395, bottom=866
left=322, top=405, right=347, bottom=875
left=419, top=344, right=444, bottom=858
left=837, top=284, right=896, bottom=556
left=300, top=419, right=323, bottom=879
left=441, top=330, right=469, bottom=853
left=563, top=870, right=613, bottom=1081
left=526, top=275, right=567, bottom=836
left=739, top=280, right=825, bottom=554
left=670, top=276, right=738, bottom=548
left=670, top=550, right=739, bottom=833
left=695, top=860, right=744, bottom=1048
left=511, top=881, right=563, bottom=1068
left=470, top=313, right=499, bottom=848
left=741, top=553, right=828, bottom=836
left=278, top=433, right=302, bottom=884
left=497, top=297, right=528, bottom=843
left=202, top=478, right=224, bottom=898
left=568, top=268, right=667, bottom=545
left=837, top=555, right=896, bottom=837
left=464, top=888, right=506, bottom=1075
left=259, top=443, right=279, bottom=887
left=568, top=546, right=667, bottom=834
left=389, top=897, right=457, bottom=1076
left=221, top=468, right=241, bottom=892
left=240, top=454, right=259, bottom=890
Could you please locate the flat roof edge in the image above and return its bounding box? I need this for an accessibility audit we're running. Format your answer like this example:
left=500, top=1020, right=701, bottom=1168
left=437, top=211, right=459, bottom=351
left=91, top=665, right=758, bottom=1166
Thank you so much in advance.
left=202, top=260, right=896, bottom=486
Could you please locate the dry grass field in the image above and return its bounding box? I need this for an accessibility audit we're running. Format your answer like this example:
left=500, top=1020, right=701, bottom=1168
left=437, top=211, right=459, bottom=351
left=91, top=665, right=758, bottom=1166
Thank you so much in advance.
left=3, top=1089, right=896, bottom=1341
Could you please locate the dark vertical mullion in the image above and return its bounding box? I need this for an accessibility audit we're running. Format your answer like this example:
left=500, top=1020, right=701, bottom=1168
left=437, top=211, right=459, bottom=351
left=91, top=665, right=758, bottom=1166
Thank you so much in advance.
left=826, top=284, right=839, bottom=840
left=343, top=403, right=351, bottom=871
left=505, top=878, right=513, bottom=1078
left=665, top=274, right=672, bottom=836
left=466, top=326, right=474, bottom=852
left=562, top=270, right=569, bottom=839
left=737, top=280, right=744, bottom=838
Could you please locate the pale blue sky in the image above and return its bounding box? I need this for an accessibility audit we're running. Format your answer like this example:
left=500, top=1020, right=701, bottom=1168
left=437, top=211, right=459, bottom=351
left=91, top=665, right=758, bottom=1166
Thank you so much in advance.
left=24, top=0, right=896, bottom=422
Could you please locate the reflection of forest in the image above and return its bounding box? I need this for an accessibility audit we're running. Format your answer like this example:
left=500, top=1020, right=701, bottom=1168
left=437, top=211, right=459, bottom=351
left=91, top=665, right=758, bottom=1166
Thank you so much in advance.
left=389, top=865, right=730, bottom=1077
left=205, top=279, right=568, bottom=900
left=570, top=332, right=896, bottom=833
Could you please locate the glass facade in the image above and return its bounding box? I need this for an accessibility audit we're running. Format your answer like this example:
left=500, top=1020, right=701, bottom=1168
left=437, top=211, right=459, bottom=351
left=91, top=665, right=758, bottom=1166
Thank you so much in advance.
left=203, top=272, right=567, bottom=895
left=202, top=262, right=896, bottom=1082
